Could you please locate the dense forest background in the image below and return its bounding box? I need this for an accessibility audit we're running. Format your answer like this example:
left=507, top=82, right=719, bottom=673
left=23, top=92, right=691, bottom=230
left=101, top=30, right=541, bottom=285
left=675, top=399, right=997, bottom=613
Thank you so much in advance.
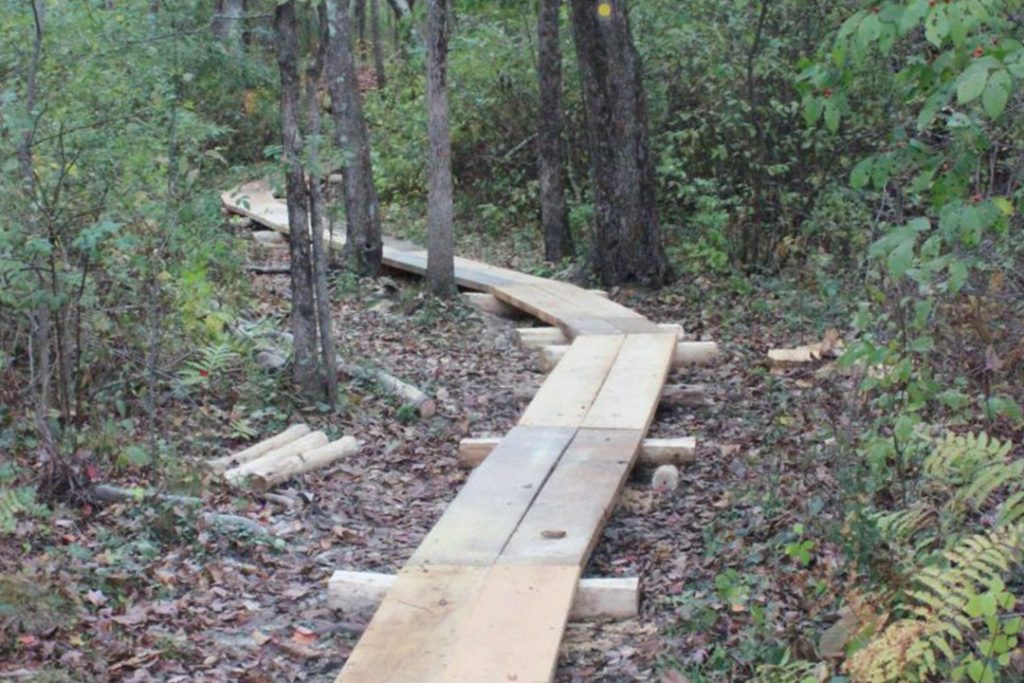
left=2, top=1, right=1024, bottom=681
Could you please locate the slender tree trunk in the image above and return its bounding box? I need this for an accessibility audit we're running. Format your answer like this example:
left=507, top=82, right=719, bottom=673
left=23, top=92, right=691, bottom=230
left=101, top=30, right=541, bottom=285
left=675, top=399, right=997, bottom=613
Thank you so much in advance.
left=568, top=0, right=670, bottom=287
left=370, top=0, right=387, bottom=87
left=306, top=7, right=339, bottom=407
left=425, top=0, right=455, bottom=296
left=213, top=0, right=245, bottom=52
left=20, top=0, right=55, bottom=451
left=537, top=0, right=572, bottom=262
left=386, top=0, right=410, bottom=18
left=353, top=0, right=367, bottom=51
left=275, top=1, right=321, bottom=397
left=326, top=0, right=383, bottom=276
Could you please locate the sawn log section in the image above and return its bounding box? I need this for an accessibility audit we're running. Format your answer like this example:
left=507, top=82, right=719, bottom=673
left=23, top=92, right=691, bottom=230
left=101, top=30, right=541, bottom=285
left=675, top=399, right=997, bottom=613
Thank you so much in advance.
left=222, top=181, right=703, bottom=683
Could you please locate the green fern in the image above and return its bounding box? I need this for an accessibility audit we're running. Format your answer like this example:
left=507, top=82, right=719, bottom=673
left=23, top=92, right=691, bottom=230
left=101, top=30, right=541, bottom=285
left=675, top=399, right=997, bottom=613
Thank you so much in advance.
left=177, top=342, right=238, bottom=387
left=0, top=487, right=46, bottom=534
left=849, top=430, right=1024, bottom=682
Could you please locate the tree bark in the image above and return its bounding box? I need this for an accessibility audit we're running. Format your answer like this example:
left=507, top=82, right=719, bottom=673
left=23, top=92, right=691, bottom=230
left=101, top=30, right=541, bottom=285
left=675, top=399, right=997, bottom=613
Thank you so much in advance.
left=213, top=0, right=244, bottom=51
left=306, top=7, right=339, bottom=407
left=370, top=0, right=387, bottom=87
left=537, top=0, right=572, bottom=262
left=568, top=0, right=670, bottom=287
left=425, top=0, right=456, bottom=296
left=353, top=0, right=367, bottom=50
left=326, top=0, right=384, bottom=276
left=275, top=1, right=321, bottom=397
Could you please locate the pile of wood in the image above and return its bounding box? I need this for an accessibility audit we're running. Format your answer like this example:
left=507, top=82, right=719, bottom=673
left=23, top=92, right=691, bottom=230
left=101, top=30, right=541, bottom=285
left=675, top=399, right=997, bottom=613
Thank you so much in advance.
left=208, top=423, right=360, bottom=491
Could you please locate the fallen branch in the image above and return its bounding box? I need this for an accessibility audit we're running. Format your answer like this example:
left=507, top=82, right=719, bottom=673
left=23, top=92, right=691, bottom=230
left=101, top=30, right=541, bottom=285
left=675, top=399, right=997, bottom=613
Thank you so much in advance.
left=221, top=430, right=328, bottom=486
left=339, top=361, right=436, bottom=417
left=87, top=484, right=269, bottom=536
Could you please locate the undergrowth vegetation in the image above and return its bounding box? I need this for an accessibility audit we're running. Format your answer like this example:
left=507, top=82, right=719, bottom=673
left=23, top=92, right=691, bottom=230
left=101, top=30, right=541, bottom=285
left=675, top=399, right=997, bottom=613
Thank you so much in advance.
left=1, top=0, right=1022, bottom=681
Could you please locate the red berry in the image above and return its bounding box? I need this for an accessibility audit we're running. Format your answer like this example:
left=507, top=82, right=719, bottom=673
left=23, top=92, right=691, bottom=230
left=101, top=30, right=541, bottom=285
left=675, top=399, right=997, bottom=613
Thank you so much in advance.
left=973, top=46, right=984, bottom=57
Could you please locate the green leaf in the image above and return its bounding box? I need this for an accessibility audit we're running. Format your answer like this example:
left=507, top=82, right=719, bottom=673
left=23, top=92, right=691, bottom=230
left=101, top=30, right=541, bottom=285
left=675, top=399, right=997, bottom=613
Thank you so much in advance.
left=982, top=69, right=1012, bottom=118
left=850, top=158, right=873, bottom=189
left=958, top=67, right=989, bottom=104
left=824, top=101, right=841, bottom=133
left=910, top=336, right=934, bottom=353
left=899, top=0, right=929, bottom=34
left=803, top=95, right=823, bottom=127
left=887, top=242, right=914, bottom=278
left=948, top=260, right=968, bottom=294
left=122, top=445, right=152, bottom=468
left=857, top=14, right=881, bottom=48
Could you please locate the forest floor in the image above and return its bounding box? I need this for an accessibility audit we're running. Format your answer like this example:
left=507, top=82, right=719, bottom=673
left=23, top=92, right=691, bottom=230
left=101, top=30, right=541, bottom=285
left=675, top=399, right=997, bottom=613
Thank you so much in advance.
left=1, top=224, right=862, bottom=682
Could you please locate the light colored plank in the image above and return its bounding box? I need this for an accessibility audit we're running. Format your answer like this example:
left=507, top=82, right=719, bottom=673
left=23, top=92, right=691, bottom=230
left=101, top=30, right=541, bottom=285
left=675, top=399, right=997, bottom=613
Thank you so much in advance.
left=334, top=565, right=487, bottom=683
left=327, top=570, right=639, bottom=620
left=491, top=283, right=577, bottom=328
left=517, top=326, right=570, bottom=349
left=445, top=564, right=581, bottom=683
left=500, top=429, right=645, bottom=566
left=582, top=334, right=676, bottom=431
left=518, top=335, right=624, bottom=428
left=408, top=426, right=575, bottom=566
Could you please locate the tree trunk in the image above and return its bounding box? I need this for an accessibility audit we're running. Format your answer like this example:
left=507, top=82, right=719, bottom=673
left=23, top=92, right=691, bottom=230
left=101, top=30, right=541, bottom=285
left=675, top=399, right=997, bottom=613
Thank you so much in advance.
left=425, top=0, right=455, bottom=296
left=353, top=0, right=367, bottom=51
left=370, top=0, right=387, bottom=87
left=386, top=0, right=410, bottom=18
left=275, top=1, right=322, bottom=397
left=326, top=0, right=384, bottom=276
left=213, top=0, right=244, bottom=51
left=537, top=0, right=572, bottom=262
left=306, top=7, right=339, bottom=407
left=568, top=0, right=670, bottom=287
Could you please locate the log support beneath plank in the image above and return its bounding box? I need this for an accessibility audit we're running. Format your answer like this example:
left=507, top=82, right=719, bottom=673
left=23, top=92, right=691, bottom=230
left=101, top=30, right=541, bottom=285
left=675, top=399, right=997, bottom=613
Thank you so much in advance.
left=327, top=570, right=638, bottom=620
left=458, top=436, right=696, bottom=468
left=516, top=323, right=685, bottom=350
left=463, top=292, right=526, bottom=319
left=537, top=340, right=718, bottom=371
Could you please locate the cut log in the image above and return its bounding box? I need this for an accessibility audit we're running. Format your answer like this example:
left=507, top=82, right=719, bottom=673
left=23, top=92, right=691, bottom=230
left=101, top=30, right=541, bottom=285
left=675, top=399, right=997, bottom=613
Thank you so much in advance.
left=252, top=230, right=286, bottom=246
left=458, top=435, right=696, bottom=468
left=339, top=361, right=437, bottom=417
left=206, top=423, right=311, bottom=474
left=768, top=344, right=822, bottom=367
left=640, top=438, right=698, bottom=466
left=587, top=289, right=609, bottom=298
left=224, top=436, right=359, bottom=491
left=539, top=341, right=719, bottom=371
left=221, top=430, right=327, bottom=483
left=517, top=326, right=569, bottom=349
left=462, top=292, right=525, bottom=319
left=327, top=570, right=638, bottom=620
left=672, top=341, right=719, bottom=366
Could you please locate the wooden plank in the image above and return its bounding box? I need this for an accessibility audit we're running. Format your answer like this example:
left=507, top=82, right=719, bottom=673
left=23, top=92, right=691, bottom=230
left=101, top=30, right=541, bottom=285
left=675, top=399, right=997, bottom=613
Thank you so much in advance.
left=582, top=334, right=676, bottom=431
left=518, top=335, right=624, bottom=428
left=408, top=426, right=575, bottom=566
left=499, top=429, right=644, bottom=566
left=491, top=283, right=576, bottom=328
left=445, top=564, right=581, bottom=683
left=334, top=565, right=487, bottom=683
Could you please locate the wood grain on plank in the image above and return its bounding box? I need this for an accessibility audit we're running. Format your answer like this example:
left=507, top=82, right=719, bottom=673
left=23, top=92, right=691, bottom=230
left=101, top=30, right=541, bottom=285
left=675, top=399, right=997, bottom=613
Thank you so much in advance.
left=408, top=426, right=576, bottom=566
left=445, top=564, right=581, bottom=683
left=518, top=335, right=624, bottom=428
left=334, top=565, right=487, bottom=683
left=582, top=333, right=676, bottom=431
left=499, top=429, right=645, bottom=566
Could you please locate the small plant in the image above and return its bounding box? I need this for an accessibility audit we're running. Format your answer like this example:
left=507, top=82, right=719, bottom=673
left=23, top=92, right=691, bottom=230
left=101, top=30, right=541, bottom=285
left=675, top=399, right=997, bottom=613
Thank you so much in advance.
left=783, top=523, right=815, bottom=567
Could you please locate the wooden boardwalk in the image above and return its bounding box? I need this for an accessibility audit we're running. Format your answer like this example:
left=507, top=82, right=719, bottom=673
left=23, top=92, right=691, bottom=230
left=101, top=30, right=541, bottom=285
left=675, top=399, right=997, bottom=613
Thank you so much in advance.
left=222, top=181, right=693, bottom=683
